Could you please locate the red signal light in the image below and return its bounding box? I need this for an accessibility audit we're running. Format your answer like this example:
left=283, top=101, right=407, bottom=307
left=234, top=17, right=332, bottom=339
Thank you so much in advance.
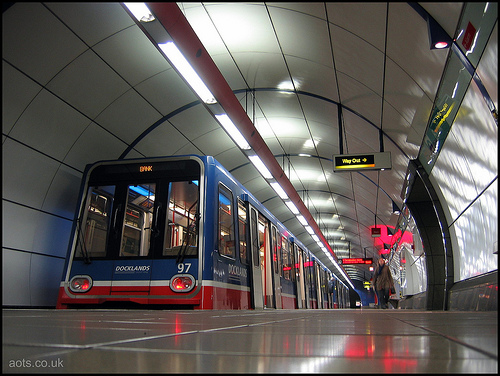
left=170, top=275, right=195, bottom=292
left=69, top=276, right=92, bottom=293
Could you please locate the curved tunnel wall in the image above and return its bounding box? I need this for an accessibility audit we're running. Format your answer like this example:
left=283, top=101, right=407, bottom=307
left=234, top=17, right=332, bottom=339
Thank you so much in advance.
left=2, top=3, right=498, bottom=308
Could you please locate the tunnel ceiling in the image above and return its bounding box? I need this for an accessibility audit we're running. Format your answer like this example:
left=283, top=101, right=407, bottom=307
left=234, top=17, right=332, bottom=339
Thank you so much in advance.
left=2, top=2, right=464, bottom=283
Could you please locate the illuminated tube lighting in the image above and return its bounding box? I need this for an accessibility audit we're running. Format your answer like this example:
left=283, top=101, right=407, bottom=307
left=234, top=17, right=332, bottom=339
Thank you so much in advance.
left=158, top=42, right=217, bottom=104
left=305, top=226, right=314, bottom=235
left=285, top=201, right=299, bottom=214
left=124, top=3, right=155, bottom=22
left=248, top=155, right=273, bottom=179
left=296, top=215, right=307, bottom=226
left=215, top=114, right=251, bottom=150
left=271, top=182, right=288, bottom=200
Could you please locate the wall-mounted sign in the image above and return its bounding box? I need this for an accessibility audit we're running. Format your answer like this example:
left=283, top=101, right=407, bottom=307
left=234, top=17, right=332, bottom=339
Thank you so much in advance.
left=462, top=22, right=477, bottom=51
left=419, top=93, right=458, bottom=174
left=333, top=152, right=391, bottom=172
left=371, top=227, right=382, bottom=237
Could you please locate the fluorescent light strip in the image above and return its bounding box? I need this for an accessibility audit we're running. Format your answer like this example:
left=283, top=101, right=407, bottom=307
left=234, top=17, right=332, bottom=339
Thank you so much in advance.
left=271, top=182, right=288, bottom=199
left=158, top=42, right=217, bottom=104
left=248, top=155, right=273, bottom=179
left=124, top=3, right=155, bottom=22
left=296, top=215, right=307, bottom=226
left=305, top=226, right=314, bottom=235
left=285, top=201, right=299, bottom=214
left=215, top=114, right=251, bottom=150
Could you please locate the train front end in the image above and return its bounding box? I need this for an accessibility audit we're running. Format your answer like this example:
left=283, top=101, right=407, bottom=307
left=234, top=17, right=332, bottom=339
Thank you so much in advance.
left=57, top=156, right=207, bottom=309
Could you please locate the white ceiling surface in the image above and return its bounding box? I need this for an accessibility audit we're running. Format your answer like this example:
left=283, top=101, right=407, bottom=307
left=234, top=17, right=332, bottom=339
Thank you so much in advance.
left=2, top=2, right=464, bottom=282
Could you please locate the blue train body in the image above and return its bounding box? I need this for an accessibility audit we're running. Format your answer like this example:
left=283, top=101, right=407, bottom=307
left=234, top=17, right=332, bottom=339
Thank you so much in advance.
left=57, top=155, right=348, bottom=309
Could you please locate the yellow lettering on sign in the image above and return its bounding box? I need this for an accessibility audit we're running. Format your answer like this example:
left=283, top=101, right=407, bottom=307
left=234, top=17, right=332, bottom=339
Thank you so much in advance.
left=139, top=165, right=153, bottom=172
left=433, top=102, right=455, bottom=134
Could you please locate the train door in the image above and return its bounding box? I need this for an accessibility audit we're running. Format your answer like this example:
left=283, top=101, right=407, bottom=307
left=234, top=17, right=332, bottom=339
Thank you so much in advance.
left=315, top=263, right=322, bottom=308
left=260, top=215, right=274, bottom=308
left=303, top=252, right=314, bottom=308
left=262, top=219, right=274, bottom=308
left=294, top=244, right=304, bottom=309
left=270, top=225, right=282, bottom=309
left=322, top=269, right=330, bottom=308
left=248, top=204, right=264, bottom=309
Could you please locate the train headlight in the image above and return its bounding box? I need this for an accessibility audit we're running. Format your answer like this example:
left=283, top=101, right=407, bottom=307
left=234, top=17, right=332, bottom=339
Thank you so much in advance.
left=69, top=275, right=92, bottom=293
left=170, top=274, right=195, bottom=293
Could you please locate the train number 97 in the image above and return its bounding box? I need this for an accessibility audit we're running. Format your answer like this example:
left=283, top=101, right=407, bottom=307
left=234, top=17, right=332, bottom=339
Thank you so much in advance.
left=177, top=263, right=191, bottom=273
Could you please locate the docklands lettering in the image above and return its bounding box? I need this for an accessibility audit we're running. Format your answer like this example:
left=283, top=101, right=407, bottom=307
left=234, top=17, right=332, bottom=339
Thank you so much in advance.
left=228, top=264, right=247, bottom=278
left=115, top=265, right=150, bottom=272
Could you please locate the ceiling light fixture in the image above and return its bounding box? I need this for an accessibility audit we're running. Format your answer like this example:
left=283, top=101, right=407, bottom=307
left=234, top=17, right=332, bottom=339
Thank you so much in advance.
left=427, top=16, right=452, bottom=50
left=285, top=200, right=299, bottom=214
left=248, top=155, right=273, bottom=179
left=434, top=41, right=449, bottom=49
left=215, top=114, right=251, bottom=150
left=123, top=3, right=155, bottom=22
left=158, top=42, right=217, bottom=104
left=271, top=182, right=289, bottom=200
left=392, top=200, right=401, bottom=214
left=296, top=215, right=307, bottom=226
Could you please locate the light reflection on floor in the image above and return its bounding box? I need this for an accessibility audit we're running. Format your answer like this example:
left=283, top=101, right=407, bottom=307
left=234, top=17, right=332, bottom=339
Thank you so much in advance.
left=2, top=309, right=497, bottom=373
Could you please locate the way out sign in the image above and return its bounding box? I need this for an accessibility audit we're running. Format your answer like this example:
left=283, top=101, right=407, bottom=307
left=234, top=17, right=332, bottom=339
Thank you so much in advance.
left=333, top=152, right=391, bottom=172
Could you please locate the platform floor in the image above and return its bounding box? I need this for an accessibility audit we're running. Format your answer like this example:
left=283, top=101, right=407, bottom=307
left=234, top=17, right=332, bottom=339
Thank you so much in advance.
left=2, top=308, right=498, bottom=373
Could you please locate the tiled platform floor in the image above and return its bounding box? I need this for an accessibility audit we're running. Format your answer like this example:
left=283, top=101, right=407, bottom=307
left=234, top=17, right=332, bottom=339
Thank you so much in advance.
left=2, top=308, right=497, bottom=373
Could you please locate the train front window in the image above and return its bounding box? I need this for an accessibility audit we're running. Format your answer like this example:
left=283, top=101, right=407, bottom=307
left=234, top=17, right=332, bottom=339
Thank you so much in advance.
left=163, top=180, right=199, bottom=257
left=76, top=186, right=115, bottom=259
left=119, top=184, right=156, bottom=257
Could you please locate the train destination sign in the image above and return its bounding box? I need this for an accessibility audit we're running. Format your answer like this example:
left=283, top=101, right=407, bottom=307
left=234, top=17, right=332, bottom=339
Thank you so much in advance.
left=341, top=258, right=373, bottom=265
left=333, top=152, right=391, bottom=172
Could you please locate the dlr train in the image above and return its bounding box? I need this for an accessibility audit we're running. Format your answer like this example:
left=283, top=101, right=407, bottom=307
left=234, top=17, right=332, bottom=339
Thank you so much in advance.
left=57, top=155, right=349, bottom=310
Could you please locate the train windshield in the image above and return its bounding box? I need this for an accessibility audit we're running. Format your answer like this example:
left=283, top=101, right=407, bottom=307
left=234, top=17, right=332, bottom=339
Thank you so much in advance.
left=76, top=185, right=115, bottom=259
left=74, top=171, right=200, bottom=261
left=75, top=183, right=157, bottom=259
left=121, top=184, right=156, bottom=257
left=163, top=180, right=199, bottom=257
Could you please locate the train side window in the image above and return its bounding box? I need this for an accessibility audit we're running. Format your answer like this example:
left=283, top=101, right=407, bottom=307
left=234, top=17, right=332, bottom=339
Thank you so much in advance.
left=272, top=227, right=280, bottom=274
left=238, top=201, right=248, bottom=264
left=281, top=236, right=292, bottom=280
left=76, top=186, right=115, bottom=259
left=258, top=214, right=267, bottom=269
left=290, top=245, right=296, bottom=282
left=218, top=184, right=235, bottom=258
left=250, top=209, right=259, bottom=268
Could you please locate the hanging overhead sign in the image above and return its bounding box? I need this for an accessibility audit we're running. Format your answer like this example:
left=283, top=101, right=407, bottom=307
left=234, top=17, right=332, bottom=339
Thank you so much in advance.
left=341, top=258, right=373, bottom=265
left=333, top=152, right=391, bottom=172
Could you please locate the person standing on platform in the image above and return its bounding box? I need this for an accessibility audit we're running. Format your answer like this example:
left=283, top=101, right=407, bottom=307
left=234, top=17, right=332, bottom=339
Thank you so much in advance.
left=372, top=257, right=394, bottom=309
